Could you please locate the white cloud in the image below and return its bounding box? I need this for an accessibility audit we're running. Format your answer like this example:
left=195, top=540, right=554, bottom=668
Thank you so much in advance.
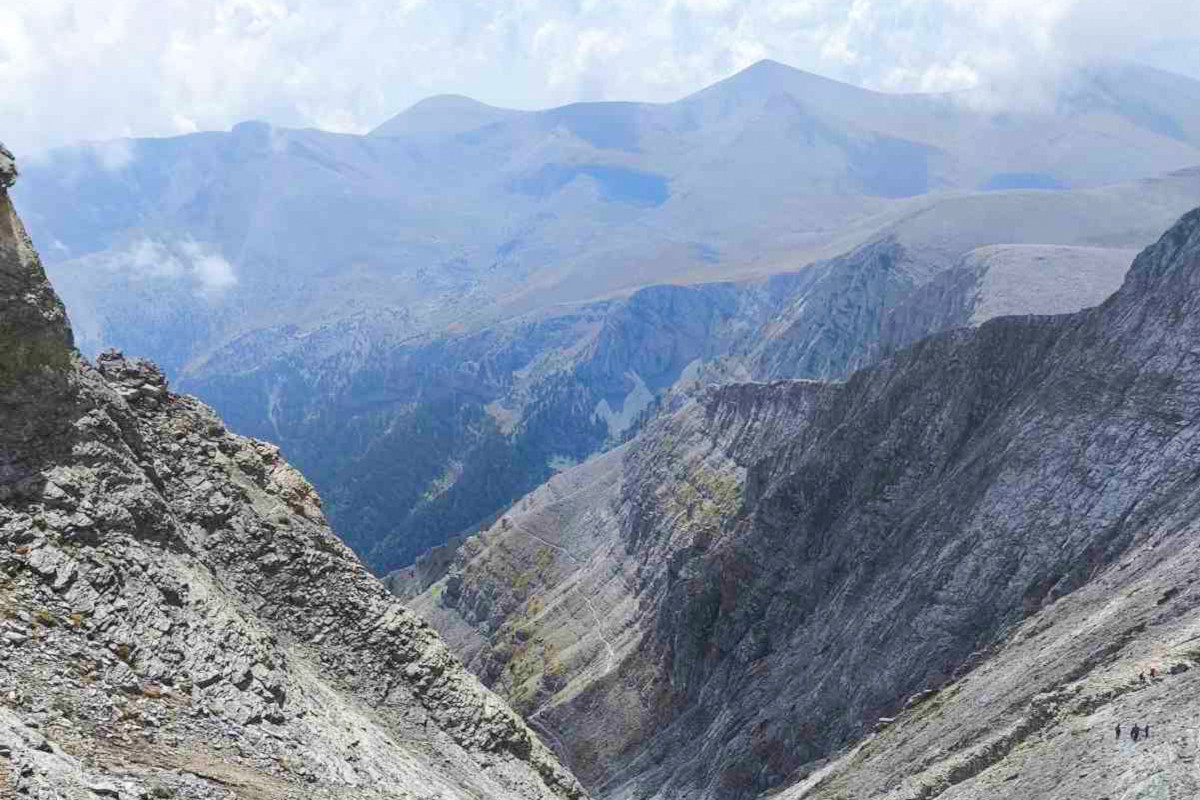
left=181, top=241, right=239, bottom=294
left=91, top=140, right=134, bottom=172
left=103, top=238, right=238, bottom=297
left=0, top=0, right=1198, bottom=156
left=124, top=239, right=184, bottom=279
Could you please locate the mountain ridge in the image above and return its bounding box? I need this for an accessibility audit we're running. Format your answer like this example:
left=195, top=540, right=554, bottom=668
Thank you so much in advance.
left=15, top=57, right=1200, bottom=572
left=371, top=57, right=1200, bottom=137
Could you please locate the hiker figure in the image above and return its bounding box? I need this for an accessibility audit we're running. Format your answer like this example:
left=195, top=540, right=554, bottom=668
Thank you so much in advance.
left=1150, top=668, right=1157, bottom=678
left=1132, top=725, right=1140, bottom=742
left=1139, top=672, right=1146, bottom=683
left=1145, top=724, right=1150, bottom=737
left=1115, top=723, right=1122, bottom=740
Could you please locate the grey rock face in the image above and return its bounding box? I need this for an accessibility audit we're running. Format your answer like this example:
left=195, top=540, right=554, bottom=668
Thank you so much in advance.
left=0, top=156, right=584, bottom=799
left=0, top=146, right=73, bottom=388
left=412, top=208, right=1200, bottom=799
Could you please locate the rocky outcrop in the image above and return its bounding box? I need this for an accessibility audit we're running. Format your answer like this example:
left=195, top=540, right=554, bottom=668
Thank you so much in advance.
left=384, top=535, right=465, bottom=600
left=0, top=143, right=15, bottom=188
left=412, top=207, right=1200, bottom=799
left=0, top=146, right=584, bottom=799
left=0, top=155, right=73, bottom=388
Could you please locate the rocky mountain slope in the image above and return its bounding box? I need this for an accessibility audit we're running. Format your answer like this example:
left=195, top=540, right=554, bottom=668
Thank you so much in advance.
left=0, top=148, right=584, bottom=799
left=14, top=60, right=1200, bottom=571
left=409, top=206, right=1200, bottom=799
left=190, top=168, right=1200, bottom=572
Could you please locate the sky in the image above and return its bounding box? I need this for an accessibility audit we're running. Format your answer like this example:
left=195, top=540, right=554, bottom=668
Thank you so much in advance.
left=2, top=0, right=1199, bottom=155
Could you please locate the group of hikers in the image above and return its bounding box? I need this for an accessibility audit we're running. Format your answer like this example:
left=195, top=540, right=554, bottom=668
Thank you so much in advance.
left=1115, top=723, right=1150, bottom=742
left=1115, top=667, right=1159, bottom=742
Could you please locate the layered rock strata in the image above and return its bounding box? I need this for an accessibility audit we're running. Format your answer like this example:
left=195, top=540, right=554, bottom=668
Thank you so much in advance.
left=413, top=207, right=1200, bottom=799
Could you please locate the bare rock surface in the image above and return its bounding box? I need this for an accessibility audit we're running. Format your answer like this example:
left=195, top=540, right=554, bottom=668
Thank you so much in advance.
left=412, top=207, right=1200, bottom=799
left=776, top=534, right=1200, bottom=800
left=0, top=145, right=585, bottom=800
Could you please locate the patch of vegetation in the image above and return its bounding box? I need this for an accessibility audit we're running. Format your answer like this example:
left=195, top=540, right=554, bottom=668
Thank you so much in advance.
left=657, top=463, right=744, bottom=547
left=491, top=587, right=567, bottom=708
left=512, top=568, right=533, bottom=598
left=548, top=455, right=578, bottom=473
left=0, top=325, right=71, bottom=386
left=544, top=641, right=565, bottom=677
left=51, top=694, right=76, bottom=719
left=32, top=608, right=58, bottom=627
left=0, top=580, right=15, bottom=620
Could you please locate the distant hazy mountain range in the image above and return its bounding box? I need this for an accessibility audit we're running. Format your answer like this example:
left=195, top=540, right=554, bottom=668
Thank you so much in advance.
left=14, top=58, right=1200, bottom=570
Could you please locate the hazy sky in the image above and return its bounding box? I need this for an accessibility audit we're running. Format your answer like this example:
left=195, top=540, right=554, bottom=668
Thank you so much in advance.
left=3, top=0, right=1199, bottom=155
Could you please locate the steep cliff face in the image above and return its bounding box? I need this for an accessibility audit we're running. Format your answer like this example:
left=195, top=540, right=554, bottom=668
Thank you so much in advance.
left=0, top=146, right=73, bottom=386
left=0, top=149, right=584, bottom=800
left=779, top=207, right=1200, bottom=800
left=412, top=207, right=1200, bottom=799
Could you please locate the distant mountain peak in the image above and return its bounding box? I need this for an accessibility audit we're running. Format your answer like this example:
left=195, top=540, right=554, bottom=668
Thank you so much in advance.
left=410, top=93, right=499, bottom=110
left=370, top=93, right=523, bottom=137
left=739, top=57, right=803, bottom=77
left=722, top=57, right=820, bottom=86
left=687, top=57, right=879, bottom=105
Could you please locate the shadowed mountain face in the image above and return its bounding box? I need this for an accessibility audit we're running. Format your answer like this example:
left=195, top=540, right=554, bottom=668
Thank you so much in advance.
left=12, top=59, right=1200, bottom=569
left=410, top=207, right=1200, bottom=800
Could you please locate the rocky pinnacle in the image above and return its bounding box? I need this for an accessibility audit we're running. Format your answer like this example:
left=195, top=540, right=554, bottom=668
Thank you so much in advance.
left=0, top=141, right=74, bottom=386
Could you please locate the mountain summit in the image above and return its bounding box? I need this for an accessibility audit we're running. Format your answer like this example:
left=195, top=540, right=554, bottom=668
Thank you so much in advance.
left=371, top=93, right=524, bottom=137
left=685, top=56, right=888, bottom=104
